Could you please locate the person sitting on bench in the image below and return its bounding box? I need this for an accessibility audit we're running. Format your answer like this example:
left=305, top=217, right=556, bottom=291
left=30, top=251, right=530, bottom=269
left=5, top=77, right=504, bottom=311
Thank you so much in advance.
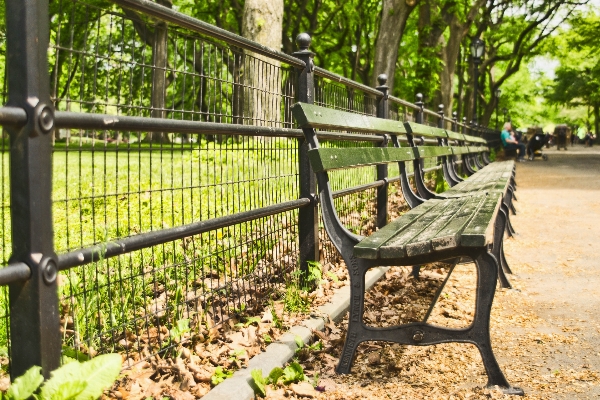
left=501, top=122, right=526, bottom=162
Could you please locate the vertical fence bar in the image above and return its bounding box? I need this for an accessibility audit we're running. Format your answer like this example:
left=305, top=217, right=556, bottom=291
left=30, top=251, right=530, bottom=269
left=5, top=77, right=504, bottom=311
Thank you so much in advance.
left=375, top=74, right=389, bottom=229
left=5, top=0, right=60, bottom=379
left=292, top=33, right=319, bottom=279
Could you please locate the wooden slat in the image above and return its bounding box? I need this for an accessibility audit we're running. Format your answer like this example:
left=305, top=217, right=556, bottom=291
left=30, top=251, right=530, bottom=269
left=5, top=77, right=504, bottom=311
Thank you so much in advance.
left=291, top=102, right=407, bottom=134
left=430, top=194, right=488, bottom=251
left=450, top=146, right=470, bottom=155
left=463, top=134, right=487, bottom=144
left=405, top=197, right=470, bottom=256
left=404, top=122, right=448, bottom=138
left=379, top=200, right=457, bottom=259
left=415, top=146, right=453, bottom=158
left=354, top=200, right=441, bottom=259
left=445, top=130, right=464, bottom=141
left=308, top=147, right=416, bottom=172
left=461, top=192, right=503, bottom=247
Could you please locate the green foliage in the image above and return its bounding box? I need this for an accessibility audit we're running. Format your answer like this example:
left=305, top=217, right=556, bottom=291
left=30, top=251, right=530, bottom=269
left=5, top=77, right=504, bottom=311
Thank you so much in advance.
left=250, top=363, right=306, bottom=397
left=2, top=354, right=122, bottom=400
left=250, top=369, right=267, bottom=397
left=544, top=11, right=600, bottom=130
left=282, top=362, right=306, bottom=384
left=262, top=333, right=273, bottom=344
left=170, top=319, right=191, bottom=342
left=4, top=366, right=44, bottom=400
left=211, top=366, right=233, bottom=386
left=434, top=168, right=449, bottom=194
left=294, top=336, right=304, bottom=351
left=283, top=261, right=323, bottom=313
left=268, top=368, right=285, bottom=386
left=305, top=261, right=323, bottom=291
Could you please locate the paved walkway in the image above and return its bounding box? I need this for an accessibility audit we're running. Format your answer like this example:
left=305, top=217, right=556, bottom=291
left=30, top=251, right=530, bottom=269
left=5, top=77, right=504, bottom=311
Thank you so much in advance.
left=500, top=144, right=600, bottom=398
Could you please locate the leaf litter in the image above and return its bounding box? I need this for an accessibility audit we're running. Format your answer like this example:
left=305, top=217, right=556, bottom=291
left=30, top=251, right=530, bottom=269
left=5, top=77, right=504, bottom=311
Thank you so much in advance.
left=105, top=175, right=600, bottom=398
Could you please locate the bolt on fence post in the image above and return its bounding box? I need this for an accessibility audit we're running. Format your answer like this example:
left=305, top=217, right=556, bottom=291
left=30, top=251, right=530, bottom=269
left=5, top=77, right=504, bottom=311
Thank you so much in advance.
left=375, top=74, right=389, bottom=229
left=5, top=0, right=61, bottom=379
left=292, top=33, right=319, bottom=284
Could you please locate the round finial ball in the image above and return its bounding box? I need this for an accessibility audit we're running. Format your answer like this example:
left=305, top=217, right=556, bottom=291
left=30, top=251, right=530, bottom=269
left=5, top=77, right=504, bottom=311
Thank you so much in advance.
left=452, top=111, right=457, bottom=117
left=377, top=74, right=388, bottom=86
left=438, top=104, right=444, bottom=112
left=416, top=93, right=423, bottom=102
left=296, top=33, right=311, bottom=50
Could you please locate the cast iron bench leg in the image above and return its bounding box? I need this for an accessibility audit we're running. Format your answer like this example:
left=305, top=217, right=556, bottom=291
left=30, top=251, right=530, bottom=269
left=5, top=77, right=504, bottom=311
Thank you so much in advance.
left=473, top=252, right=524, bottom=395
left=336, top=255, right=375, bottom=374
left=494, top=208, right=513, bottom=289
left=337, top=251, right=523, bottom=395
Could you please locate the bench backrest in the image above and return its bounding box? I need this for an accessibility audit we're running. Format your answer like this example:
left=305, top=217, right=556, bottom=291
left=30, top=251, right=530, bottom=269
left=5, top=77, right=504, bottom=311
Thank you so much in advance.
left=292, top=102, right=488, bottom=170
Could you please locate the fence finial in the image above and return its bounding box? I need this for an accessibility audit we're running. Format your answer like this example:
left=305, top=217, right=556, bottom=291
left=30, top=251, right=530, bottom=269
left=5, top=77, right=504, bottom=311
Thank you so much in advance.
left=296, top=33, right=312, bottom=52
left=377, top=74, right=388, bottom=87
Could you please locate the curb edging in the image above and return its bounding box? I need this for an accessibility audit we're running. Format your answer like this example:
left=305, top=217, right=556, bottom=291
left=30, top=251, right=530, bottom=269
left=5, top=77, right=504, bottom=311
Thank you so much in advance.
left=202, top=266, right=389, bottom=400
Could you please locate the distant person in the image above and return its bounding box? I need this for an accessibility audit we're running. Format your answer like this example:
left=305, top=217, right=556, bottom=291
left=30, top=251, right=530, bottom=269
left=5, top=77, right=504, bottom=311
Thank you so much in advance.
left=570, top=129, right=576, bottom=146
left=501, top=122, right=526, bottom=162
left=585, top=131, right=596, bottom=147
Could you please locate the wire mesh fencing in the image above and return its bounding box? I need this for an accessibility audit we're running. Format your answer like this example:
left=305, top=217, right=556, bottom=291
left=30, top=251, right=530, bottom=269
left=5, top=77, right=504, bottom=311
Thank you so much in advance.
left=0, top=0, right=498, bottom=375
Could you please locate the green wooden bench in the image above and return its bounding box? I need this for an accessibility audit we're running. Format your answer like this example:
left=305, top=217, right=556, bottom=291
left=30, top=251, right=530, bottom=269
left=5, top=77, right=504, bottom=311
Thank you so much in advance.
left=291, top=102, right=524, bottom=395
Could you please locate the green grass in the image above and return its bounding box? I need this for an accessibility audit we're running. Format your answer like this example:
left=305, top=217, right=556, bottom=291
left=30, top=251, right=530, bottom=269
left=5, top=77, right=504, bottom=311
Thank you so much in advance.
left=0, top=137, right=409, bottom=362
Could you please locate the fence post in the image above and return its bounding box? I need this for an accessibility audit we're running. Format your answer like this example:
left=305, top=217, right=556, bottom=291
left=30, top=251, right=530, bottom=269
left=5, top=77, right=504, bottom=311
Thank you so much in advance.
left=452, top=111, right=458, bottom=132
left=292, top=33, right=319, bottom=280
left=5, top=0, right=61, bottom=379
left=462, top=117, right=467, bottom=135
left=375, top=74, right=389, bottom=229
left=437, top=104, right=445, bottom=129
left=415, top=93, right=424, bottom=124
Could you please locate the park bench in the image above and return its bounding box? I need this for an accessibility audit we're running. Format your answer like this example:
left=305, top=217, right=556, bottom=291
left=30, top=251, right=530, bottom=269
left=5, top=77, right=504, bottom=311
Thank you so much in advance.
left=291, top=102, right=523, bottom=395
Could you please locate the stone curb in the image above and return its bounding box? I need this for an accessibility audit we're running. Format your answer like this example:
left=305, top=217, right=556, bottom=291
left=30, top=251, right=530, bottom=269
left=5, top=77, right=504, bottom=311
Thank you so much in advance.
left=202, top=266, right=389, bottom=400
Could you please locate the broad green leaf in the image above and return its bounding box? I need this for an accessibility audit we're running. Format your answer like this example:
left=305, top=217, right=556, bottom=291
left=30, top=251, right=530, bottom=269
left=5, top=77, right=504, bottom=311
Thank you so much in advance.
left=45, top=380, right=87, bottom=400
left=282, top=362, right=305, bottom=384
left=267, top=367, right=284, bottom=385
left=210, top=366, right=232, bottom=386
left=250, top=369, right=266, bottom=397
left=40, top=354, right=122, bottom=400
left=5, top=366, right=43, bottom=400
left=294, top=336, right=304, bottom=350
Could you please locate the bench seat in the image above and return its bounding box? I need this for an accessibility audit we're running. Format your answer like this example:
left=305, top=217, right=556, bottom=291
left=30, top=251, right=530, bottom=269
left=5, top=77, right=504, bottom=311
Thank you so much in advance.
left=355, top=192, right=501, bottom=260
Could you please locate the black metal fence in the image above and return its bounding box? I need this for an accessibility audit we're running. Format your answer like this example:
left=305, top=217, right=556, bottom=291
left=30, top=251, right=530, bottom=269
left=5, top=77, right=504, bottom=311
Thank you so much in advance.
left=0, top=0, right=498, bottom=379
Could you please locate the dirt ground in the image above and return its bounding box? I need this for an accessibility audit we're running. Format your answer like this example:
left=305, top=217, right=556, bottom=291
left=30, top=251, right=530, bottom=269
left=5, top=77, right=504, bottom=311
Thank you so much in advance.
left=112, top=145, right=600, bottom=399
left=280, top=145, right=600, bottom=399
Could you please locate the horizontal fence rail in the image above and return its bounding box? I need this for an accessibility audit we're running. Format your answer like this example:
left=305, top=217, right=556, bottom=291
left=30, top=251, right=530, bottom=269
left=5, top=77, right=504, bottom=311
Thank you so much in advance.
left=0, top=0, right=501, bottom=380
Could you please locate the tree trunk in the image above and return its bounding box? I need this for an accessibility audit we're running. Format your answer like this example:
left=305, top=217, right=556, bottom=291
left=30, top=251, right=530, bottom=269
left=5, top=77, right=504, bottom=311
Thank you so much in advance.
left=242, top=0, right=284, bottom=129
left=144, top=0, right=172, bottom=144
left=436, top=0, right=484, bottom=119
left=439, top=18, right=463, bottom=114
left=145, top=19, right=169, bottom=143
left=371, top=0, right=417, bottom=91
